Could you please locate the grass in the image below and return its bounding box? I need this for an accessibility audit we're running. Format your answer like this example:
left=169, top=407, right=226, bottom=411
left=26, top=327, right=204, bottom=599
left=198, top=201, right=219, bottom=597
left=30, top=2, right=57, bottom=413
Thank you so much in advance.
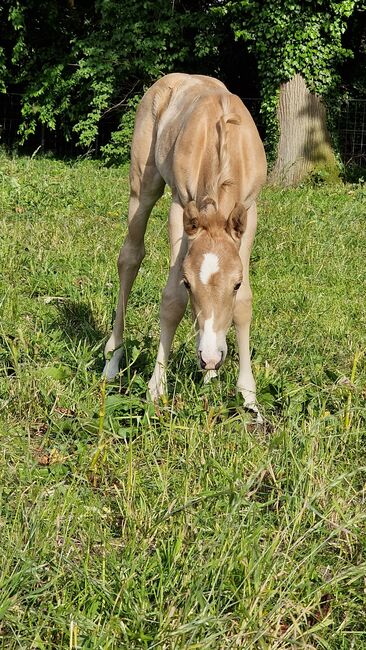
left=0, top=150, right=366, bottom=649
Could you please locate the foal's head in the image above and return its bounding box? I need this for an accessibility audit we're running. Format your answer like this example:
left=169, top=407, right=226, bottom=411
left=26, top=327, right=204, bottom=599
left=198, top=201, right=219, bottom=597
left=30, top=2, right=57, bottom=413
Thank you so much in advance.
left=182, top=199, right=247, bottom=371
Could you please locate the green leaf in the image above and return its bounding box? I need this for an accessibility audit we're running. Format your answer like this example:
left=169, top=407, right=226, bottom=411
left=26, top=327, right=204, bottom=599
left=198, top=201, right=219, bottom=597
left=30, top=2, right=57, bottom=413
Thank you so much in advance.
left=39, top=365, right=73, bottom=381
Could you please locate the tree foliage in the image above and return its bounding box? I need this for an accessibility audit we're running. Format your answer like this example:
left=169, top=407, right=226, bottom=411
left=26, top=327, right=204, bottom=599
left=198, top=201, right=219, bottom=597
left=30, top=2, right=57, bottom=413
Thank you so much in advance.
left=216, top=0, right=359, bottom=158
left=1, top=1, right=213, bottom=151
left=0, top=0, right=364, bottom=162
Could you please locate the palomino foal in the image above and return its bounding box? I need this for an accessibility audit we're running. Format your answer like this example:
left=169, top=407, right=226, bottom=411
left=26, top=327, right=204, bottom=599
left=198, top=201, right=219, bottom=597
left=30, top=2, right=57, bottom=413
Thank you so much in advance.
left=104, top=73, right=267, bottom=423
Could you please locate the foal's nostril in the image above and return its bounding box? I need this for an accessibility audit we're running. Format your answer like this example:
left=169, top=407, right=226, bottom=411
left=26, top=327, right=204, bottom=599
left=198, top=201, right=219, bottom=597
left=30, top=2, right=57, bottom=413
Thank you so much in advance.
left=199, top=350, right=223, bottom=370
left=215, top=351, right=224, bottom=370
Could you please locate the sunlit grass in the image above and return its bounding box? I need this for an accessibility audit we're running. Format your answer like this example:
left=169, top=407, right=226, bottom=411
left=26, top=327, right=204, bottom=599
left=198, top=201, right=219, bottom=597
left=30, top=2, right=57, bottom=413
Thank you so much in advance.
left=0, top=151, right=366, bottom=648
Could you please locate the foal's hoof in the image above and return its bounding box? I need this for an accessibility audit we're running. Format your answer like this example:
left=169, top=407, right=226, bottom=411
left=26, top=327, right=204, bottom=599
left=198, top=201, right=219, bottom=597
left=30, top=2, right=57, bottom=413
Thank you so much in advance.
left=147, top=386, right=160, bottom=403
left=245, top=407, right=273, bottom=434
left=102, top=349, right=123, bottom=381
left=147, top=382, right=166, bottom=404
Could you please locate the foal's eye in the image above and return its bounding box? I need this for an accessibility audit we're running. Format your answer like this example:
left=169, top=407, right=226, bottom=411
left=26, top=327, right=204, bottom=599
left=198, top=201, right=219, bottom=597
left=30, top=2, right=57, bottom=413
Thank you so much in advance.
left=183, top=279, right=191, bottom=290
left=234, top=282, right=242, bottom=292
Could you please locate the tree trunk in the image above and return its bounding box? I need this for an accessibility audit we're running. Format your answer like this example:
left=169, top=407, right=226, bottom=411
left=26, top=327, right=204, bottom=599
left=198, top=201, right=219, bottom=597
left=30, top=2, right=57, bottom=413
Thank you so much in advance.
left=269, top=74, right=338, bottom=186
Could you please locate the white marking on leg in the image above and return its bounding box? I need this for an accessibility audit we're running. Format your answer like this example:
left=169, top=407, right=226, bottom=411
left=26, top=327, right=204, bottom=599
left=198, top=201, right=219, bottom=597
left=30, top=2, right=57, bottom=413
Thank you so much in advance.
left=199, top=253, right=219, bottom=285
left=103, top=347, right=124, bottom=381
left=238, top=385, right=264, bottom=425
left=148, top=359, right=167, bottom=401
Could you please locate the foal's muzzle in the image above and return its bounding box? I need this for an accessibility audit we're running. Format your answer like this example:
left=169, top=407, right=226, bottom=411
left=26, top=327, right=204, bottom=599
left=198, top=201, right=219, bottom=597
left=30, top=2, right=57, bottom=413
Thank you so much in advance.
left=199, top=350, right=224, bottom=371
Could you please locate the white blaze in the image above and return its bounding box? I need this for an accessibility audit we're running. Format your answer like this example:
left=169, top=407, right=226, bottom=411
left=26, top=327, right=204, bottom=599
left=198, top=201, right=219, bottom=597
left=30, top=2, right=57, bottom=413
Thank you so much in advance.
left=199, top=311, right=228, bottom=368
left=201, top=313, right=217, bottom=357
left=199, top=253, right=219, bottom=285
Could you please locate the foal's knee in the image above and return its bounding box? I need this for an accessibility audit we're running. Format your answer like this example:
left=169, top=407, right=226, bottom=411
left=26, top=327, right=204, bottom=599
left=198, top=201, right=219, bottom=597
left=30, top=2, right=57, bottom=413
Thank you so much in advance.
left=161, top=284, right=187, bottom=324
left=234, top=294, right=253, bottom=326
left=118, top=237, right=145, bottom=274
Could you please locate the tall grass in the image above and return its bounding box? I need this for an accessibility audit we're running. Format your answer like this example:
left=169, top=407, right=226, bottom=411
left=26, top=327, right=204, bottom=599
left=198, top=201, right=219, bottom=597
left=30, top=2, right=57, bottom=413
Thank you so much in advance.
left=0, top=152, right=365, bottom=648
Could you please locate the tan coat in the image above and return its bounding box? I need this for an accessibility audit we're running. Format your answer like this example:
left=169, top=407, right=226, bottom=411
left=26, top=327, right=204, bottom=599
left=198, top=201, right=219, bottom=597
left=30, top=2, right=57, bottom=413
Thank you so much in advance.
left=104, top=73, right=267, bottom=424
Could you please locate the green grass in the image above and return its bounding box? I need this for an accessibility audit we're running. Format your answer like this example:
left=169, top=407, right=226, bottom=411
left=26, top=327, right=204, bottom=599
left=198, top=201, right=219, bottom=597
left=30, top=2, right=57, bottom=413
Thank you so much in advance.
left=0, top=151, right=366, bottom=649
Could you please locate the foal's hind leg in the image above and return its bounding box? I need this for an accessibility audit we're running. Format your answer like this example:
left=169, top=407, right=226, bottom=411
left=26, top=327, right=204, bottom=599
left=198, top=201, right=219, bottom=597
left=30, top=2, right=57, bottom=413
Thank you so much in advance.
left=104, top=169, right=165, bottom=380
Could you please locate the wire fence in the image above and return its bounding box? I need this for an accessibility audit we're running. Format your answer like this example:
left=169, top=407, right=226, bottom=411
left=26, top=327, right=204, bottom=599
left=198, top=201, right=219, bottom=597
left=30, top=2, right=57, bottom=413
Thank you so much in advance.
left=1, top=93, right=365, bottom=168
left=337, top=98, right=366, bottom=167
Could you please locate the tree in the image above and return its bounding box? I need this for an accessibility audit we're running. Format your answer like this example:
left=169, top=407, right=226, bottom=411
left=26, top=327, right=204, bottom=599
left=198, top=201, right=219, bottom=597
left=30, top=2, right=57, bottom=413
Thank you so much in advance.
left=269, top=74, right=338, bottom=185
left=1, top=1, right=215, bottom=151
left=218, top=0, right=359, bottom=184
left=0, top=0, right=363, bottom=181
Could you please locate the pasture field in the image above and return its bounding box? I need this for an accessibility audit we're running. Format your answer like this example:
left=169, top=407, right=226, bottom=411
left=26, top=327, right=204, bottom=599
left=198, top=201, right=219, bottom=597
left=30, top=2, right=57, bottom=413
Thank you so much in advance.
left=0, top=151, right=366, bottom=649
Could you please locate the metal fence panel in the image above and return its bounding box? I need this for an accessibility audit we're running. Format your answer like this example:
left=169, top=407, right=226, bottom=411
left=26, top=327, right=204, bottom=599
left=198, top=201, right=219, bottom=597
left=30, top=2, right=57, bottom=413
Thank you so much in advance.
left=338, top=99, right=366, bottom=167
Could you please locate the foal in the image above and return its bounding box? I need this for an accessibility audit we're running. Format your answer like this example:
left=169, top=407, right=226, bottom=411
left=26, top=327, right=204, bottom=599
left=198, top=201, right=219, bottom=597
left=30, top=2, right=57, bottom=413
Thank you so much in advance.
left=104, top=73, right=267, bottom=423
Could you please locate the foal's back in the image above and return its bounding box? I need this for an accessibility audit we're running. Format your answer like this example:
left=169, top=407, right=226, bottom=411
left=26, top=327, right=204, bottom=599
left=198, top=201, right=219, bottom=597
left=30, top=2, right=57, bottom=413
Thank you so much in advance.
left=133, top=73, right=266, bottom=214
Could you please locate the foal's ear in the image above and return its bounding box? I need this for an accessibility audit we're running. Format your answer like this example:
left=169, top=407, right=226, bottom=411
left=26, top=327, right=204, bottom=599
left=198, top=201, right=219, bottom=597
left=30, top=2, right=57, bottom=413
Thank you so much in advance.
left=226, top=203, right=247, bottom=242
left=183, top=201, right=201, bottom=238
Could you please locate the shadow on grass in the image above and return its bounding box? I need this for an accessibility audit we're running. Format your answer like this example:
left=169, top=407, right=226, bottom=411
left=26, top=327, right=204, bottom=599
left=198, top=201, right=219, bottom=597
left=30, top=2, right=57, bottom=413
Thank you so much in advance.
left=52, top=302, right=159, bottom=383
left=53, top=299, right=105, bottom=345
left=46, top=300, right=106, bottom=373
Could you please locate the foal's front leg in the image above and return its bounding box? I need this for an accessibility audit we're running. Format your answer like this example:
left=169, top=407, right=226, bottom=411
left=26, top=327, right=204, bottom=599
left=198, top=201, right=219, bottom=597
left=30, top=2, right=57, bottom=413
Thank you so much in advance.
left=234, top=289, right=263, bottom=425
left=233, top=202, right=263, bottom=425
left=103, top=173, right=164, bottom=381
left=148, top=200, right=188, bottom=400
